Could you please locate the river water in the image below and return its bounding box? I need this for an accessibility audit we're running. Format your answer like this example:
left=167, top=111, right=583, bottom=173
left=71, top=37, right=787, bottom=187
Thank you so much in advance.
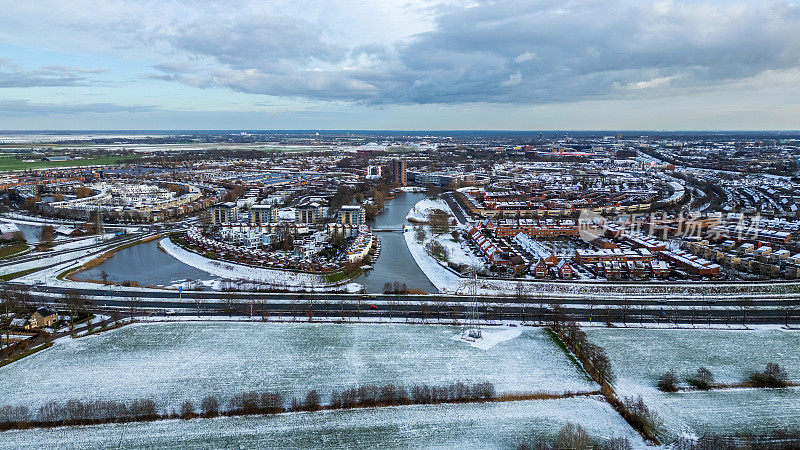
left=355, top=191, right=437, bottom=294
left=75, top=239, right=220, bottom=289
left=75, top=191, right=435, bottom=293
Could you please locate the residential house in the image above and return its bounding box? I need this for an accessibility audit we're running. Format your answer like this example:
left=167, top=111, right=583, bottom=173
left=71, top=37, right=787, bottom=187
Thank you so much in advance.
left=29, top=307, right=58, bottom=329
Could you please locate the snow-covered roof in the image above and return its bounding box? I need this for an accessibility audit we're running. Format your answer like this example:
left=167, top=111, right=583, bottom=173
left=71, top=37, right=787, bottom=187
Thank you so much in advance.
left=513, top=233, right=554, bottom=260
left=0, top=223, right=20, bottom=234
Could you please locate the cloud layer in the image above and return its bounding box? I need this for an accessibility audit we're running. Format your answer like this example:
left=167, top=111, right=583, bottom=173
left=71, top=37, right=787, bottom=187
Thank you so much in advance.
left=2, top=0, right=800, bottom=126
left=0, top=60, right=104, bottom=88
left=124, top=0, right=800, bottom=105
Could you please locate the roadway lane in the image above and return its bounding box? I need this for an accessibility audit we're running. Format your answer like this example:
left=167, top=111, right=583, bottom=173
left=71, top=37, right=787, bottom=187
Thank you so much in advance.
left=443, top=192, right=469, bottom=224
left=26, top=290, right=800, bottom=325
left=84, top=300, right=800, bottom=325
left=18, top=283, right=800, bottom=308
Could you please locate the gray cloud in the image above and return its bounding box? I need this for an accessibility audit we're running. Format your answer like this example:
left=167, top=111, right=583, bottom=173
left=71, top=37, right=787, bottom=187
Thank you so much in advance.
left=8, top=0, right=800, bottom=108
left=0, top=62, right=107, bottom=88
left=153, top=62, right=195, bottom=74
left=360, top=0, right=800, bottom=104
left=164, top=14, right=343, bottom=72
left=0, top=100, right=155, bottom=116
left=157, top=0, right=800, bottom=105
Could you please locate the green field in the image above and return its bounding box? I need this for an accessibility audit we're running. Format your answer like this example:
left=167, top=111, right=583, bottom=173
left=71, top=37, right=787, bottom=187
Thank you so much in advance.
left=0, top=155, right=142, bottom=171
left=0, top=242, right=29, bottom=259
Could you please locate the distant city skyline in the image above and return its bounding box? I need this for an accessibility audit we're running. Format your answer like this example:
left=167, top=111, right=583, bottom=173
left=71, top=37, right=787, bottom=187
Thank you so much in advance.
left=2, top=0, right=800, bottom=130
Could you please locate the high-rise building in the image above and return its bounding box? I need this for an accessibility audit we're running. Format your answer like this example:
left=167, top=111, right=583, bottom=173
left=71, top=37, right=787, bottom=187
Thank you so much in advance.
left=297, top=202, right=324, bottom=224
left=211, top=202, right=238, bottom=224
left=336, top=205, right=366, bottom=225
left=249, top=204, right=277, bottom=224
left=389, top=159, right=407, bottom=186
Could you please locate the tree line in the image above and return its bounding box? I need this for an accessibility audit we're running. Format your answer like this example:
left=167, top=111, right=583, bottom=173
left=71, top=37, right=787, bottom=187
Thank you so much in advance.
left=673, top=429, right=800, bottom=450
left=0, top=381, right=496, bottom=432
left=0, top=398, right=157, bottom=430
left=549, top=304, right=614, bottom=386
left=329, top=381, right=496, bottom=409
left=658, top=362, right=790, bottom=392
left=518, top=422, right=633, bottom=450
left=548, top=305, right=662, bottom=444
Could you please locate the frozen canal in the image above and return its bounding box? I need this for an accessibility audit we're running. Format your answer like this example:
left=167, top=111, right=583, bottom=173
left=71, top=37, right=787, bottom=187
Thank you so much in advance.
left=0, top=397, right=643, bottom=449
left=588, top=327, right=800, bottom=438
left=0, top=323, right=595, bottom=412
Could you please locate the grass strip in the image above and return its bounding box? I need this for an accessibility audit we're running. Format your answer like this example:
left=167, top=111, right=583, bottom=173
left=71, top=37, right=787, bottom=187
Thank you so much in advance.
left=0, top=242, right=29, bottom=260
left=0, top=342, right=53, bottom=369
left=545, top=328, right=594, bottom=382
left=0, top=267, right=44, bottom=281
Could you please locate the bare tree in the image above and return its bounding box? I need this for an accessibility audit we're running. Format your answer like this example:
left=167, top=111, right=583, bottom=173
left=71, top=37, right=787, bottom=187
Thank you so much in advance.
left=126, top=293, right=140, bottom=321
left=434, top=300, right=447, bottom=323
left=1, top=286, right=22, bottom=348
left=179, top=400, right=195, bottom=419
left=63, top=290, right=93, bottom=334
left=737, top=298, right=754, bottom=328
left=200, top=396, right=219, bottom=417
left=223, top=294, right=236, bottom=317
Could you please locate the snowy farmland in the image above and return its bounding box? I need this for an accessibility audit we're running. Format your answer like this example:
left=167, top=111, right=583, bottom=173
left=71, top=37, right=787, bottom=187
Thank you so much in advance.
left=0, top=397, right=643, bottom=449
left=587, top=327, right=800, bottom=439
left=0, top=323, right=596, bottom=413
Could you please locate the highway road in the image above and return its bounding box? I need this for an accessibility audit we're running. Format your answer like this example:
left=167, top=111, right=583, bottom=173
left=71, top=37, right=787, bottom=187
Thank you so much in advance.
left=84, top=299, right=799, bottom=326
left=13, top=283, right=799, bottom=325
left=442, top=192, right=469, bottom=224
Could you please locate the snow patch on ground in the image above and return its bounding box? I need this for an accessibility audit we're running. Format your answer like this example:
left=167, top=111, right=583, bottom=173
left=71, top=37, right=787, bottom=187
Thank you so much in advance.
left=421, top=227, right=482, bottom=267
left=406, top=198, right=450, bottom=223
left=452, top=325, right=523, bottom=350
left=345, top=282, right=364, bottom=293
left=398, top=186, right=426, bottom=193
left=404, top=226, right=463, bottom=293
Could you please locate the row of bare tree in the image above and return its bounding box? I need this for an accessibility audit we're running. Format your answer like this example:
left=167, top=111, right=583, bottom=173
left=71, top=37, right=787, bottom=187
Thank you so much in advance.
left=0, top=381, right=497, bottom=431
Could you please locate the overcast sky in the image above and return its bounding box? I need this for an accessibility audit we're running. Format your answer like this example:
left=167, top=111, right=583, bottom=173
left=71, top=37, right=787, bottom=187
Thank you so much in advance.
left=2, top=0, right=800, bottom=130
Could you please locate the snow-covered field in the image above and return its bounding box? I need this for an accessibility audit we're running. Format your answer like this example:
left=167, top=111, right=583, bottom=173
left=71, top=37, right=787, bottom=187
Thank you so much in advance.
left=588, top=327, right=800, bottom=439
left=0, top=397, right=643, bottom=449
left=406, top=198, right=450, bottom=222
left=0, top=323, right=596, bottom=412
left=417, top=226, right=482, bottom=267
